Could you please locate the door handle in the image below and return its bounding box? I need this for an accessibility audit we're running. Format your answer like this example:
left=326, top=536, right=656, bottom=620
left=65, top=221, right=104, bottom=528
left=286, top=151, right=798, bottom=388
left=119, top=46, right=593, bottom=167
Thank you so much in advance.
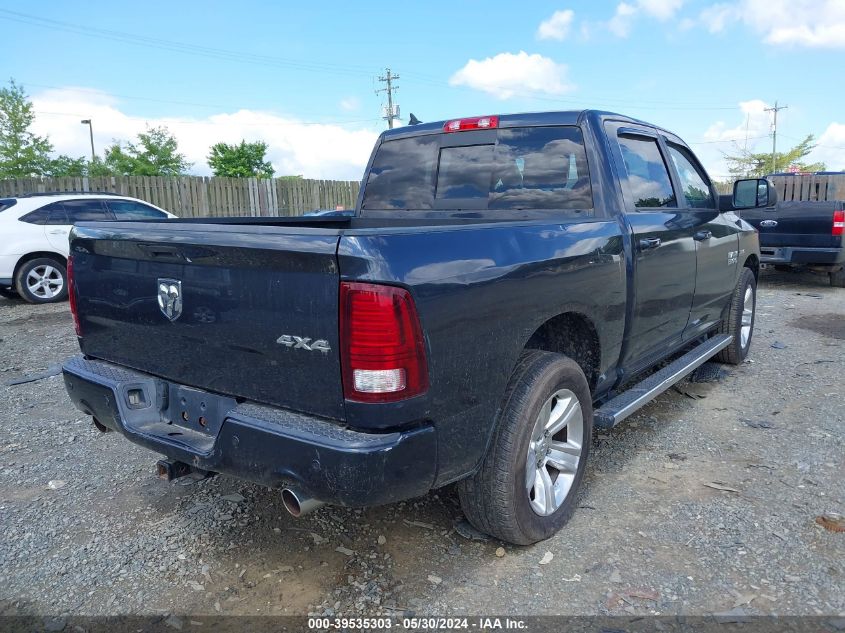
left=48, top=230, right=65, bottom=235
left=639, top=237, right=661, bottom=250
left=693, top=230, right=712, bottom=241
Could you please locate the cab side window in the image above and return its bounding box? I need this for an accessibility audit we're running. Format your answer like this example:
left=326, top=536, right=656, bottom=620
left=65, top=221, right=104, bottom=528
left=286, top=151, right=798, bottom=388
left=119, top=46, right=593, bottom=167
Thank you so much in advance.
left=667, top=145, right=715, bottom=209
left=618, top=135, right=676, bottom=209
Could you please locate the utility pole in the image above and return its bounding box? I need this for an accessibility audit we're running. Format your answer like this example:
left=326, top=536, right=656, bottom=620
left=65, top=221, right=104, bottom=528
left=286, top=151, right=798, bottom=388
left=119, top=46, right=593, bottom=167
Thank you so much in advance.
left=764, top=101, right=788, bottom=173
left=376, top=68, right=400, bottom=129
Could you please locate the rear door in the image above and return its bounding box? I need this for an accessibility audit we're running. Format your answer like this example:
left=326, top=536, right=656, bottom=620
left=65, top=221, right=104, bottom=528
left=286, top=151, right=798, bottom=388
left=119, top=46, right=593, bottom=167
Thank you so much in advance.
left=44, top=199, right=110, bottom=253
left=606, top=123, right=697, bottom=367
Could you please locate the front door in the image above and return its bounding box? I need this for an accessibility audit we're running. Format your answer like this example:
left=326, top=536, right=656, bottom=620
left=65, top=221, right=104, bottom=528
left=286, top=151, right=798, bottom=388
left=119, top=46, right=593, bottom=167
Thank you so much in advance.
left=663, top=143, right=738, bottom=339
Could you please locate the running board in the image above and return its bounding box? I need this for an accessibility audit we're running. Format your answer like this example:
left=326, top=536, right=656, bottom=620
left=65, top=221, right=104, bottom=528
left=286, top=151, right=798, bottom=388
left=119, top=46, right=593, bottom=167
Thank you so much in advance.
left=594, top=334, right=732, bottom=429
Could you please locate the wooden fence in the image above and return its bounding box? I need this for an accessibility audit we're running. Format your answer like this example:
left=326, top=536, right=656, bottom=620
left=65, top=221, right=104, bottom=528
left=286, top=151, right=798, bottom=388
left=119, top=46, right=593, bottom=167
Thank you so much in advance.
left=0, top=176, right=361, bottom=217
left=768, top=173, right=845, bottom=202
left=716, top=173, right=845, bottom=201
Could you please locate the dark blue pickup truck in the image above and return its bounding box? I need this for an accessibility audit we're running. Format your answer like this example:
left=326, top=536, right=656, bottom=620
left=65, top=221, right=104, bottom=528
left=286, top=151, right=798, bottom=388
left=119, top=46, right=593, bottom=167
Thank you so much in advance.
left=62, top=111, right=766, bottom=544
left=737, top=177, right=844, bottom=287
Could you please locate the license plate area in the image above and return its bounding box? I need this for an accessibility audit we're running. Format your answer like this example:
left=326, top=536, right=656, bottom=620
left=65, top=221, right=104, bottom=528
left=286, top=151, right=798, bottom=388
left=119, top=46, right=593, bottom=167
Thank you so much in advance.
left=164, top=385, right=237, bottom=439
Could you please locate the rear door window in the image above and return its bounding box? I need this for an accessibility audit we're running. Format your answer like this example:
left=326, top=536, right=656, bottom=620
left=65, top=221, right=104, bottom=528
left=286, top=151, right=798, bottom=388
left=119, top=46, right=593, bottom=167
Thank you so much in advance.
left=362, top=125, right=593, bottom=213
left=63, top=199, right=110, bottom=222
left=108, top=200, right=168, bottom=220
left=617, top=135, right=677, bottom=208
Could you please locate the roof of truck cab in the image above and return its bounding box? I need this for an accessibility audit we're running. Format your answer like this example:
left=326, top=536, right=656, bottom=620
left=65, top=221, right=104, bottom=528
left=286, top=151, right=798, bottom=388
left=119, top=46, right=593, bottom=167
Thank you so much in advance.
left=380, top=110, right=667, bottom=141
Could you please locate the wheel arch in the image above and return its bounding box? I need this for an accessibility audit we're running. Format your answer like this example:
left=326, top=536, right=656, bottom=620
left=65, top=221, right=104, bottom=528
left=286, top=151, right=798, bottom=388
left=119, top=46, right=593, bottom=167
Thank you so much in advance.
left=743, top=253, right=760, bottom=281
left=523, top=311, right=601, bottom=393
left=13, top=251, right=68, bottom=281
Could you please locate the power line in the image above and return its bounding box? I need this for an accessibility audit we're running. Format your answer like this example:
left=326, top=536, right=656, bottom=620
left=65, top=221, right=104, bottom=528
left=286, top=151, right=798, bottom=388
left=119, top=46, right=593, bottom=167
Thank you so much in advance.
left=375, top=69, right=400, bottom=129
left=0, top=9, right=378, bottom=78
left=0, top=10, right=744, bottom=115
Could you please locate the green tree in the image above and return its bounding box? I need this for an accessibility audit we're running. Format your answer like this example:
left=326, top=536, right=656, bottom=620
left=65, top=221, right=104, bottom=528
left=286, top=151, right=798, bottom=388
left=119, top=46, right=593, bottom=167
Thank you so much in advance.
left=45, top=154, right=88, bottom=177
left=207, top=140, right=274, bottom=178
left=103, top=126, right=191, bottom=176
left=724, top=134, right=826, bottom=177
left=0, top=79, right=53, bottom=177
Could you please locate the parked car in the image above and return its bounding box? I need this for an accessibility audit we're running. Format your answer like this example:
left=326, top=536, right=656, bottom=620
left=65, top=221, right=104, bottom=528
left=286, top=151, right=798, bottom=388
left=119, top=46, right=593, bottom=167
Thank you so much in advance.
left=62, top=110, right=766, bottom=544
left=735, top=181, right=844, bottom=286
left=0, top=192, right=175, bottom=303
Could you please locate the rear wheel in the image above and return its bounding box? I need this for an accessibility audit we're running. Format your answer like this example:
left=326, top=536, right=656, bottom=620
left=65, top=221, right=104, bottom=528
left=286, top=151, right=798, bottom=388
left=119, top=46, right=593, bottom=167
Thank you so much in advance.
left=458, top=350, right=592, bottom=545
left=716, top=267, right=756, bottom=364
left=831, top=268, right=845, bottom=288
left=15, top=257, right=68, bottom=304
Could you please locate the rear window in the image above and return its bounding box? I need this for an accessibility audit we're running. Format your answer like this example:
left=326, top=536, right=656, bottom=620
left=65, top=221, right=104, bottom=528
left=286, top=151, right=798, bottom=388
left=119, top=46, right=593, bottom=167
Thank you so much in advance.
left=362, top=126, right=592, bottom=213
left=0, top=198, right=16, bottom=212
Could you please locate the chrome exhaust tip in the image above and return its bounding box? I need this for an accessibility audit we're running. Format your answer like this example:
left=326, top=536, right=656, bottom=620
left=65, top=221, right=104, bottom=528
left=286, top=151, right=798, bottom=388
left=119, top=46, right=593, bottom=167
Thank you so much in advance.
left=281, top=488, right=324, bottom=517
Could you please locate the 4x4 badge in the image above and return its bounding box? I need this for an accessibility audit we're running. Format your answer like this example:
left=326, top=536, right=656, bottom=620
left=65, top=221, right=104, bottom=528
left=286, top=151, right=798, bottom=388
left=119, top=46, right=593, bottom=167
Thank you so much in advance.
left=157, top=278, right=183, bottom=322
left=276, top=334, right=331, bottom=354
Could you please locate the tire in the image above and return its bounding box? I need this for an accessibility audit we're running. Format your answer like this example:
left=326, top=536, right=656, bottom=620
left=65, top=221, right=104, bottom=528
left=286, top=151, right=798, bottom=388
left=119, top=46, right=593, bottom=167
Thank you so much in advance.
left=458, top=350, right=593, bottom=545
left=15, top=257, right=68, bottom=304
left=716, top=267, right=756, bottom=365
left=831, top=268, right=845, bottom=288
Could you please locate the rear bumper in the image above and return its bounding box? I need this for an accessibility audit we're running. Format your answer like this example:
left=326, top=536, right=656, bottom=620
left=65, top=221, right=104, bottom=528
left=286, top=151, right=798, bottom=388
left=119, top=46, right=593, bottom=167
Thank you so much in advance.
left=759, top=246, right=844, bottom=266
left=62, top=356, right=437, bottom=507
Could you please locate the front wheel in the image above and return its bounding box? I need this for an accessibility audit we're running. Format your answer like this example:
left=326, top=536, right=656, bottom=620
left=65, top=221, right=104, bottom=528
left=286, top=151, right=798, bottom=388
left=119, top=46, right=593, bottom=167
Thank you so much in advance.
left=716, top=267, right=756, bottom=365
left=458, top=351, right=592, bottom=545
left=15, top=257, right=68, bottom=304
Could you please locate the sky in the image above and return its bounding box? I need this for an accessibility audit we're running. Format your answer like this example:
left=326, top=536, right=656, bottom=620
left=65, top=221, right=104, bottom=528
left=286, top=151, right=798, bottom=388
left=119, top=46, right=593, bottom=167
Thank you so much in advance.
left=2, top=0, right=844, bottom=181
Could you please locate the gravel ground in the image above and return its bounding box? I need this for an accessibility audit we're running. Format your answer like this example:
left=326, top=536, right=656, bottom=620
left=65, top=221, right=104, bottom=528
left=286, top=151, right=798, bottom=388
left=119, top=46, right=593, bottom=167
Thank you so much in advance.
left=0, top=267, right=843, bottom=618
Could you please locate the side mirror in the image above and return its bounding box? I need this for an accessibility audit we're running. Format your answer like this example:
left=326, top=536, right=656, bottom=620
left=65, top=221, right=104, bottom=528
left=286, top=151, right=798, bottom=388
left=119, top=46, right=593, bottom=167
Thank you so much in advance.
left=733, top=178, right=777, bottom=209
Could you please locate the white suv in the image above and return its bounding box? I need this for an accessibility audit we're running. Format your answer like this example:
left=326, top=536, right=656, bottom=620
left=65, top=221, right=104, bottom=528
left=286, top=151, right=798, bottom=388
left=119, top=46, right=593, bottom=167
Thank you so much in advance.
left=0, top=193, right=174, bottom=303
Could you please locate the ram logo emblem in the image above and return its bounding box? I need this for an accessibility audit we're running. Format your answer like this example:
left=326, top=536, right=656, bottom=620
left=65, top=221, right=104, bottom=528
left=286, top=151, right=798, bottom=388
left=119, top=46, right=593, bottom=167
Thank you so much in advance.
left=157, top=279, right=183, bottom=322
left=276, top=335, right=331, bottom=354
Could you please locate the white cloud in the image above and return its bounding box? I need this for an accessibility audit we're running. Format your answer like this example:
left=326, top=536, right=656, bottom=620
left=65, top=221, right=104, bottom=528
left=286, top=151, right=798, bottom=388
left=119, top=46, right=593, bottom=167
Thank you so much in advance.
left=339, top=96, right=360, bottom=112
left=702, top=99, right=771, bottom=144
left=697, top=0, right=845, bottom=48
left=809, top=123, right=845, bottom=170
left=637, top=0, right=684, bottom=20
left=537, top=9, right=575, bottom=41
left=695, top=100, right=773, bottom=179
left=698, top=3, right=736, bottom=33
left=608, top=3, right=638, bottom=37
left=29, top=87, right=379, bottom=180
left=607, top=0, right=683, bottom=37
left=450, top=51, right=574, bottom=100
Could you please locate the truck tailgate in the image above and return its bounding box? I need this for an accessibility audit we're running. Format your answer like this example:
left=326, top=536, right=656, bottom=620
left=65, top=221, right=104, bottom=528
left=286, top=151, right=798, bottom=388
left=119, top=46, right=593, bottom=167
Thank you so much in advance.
left=744, top=201, right=842, bottom=248
left=70, top=222, right=345, bottom=420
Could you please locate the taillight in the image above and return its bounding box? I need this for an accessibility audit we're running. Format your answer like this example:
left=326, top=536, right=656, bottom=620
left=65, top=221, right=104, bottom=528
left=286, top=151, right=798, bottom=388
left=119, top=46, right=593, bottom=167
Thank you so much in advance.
left=67, top=255, right=81, bottom=336
left=833, top=209, right=844, bottom=236
left=443, top=115, right=499, bottom=133
left=339, top=282, right=428, bottom=403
